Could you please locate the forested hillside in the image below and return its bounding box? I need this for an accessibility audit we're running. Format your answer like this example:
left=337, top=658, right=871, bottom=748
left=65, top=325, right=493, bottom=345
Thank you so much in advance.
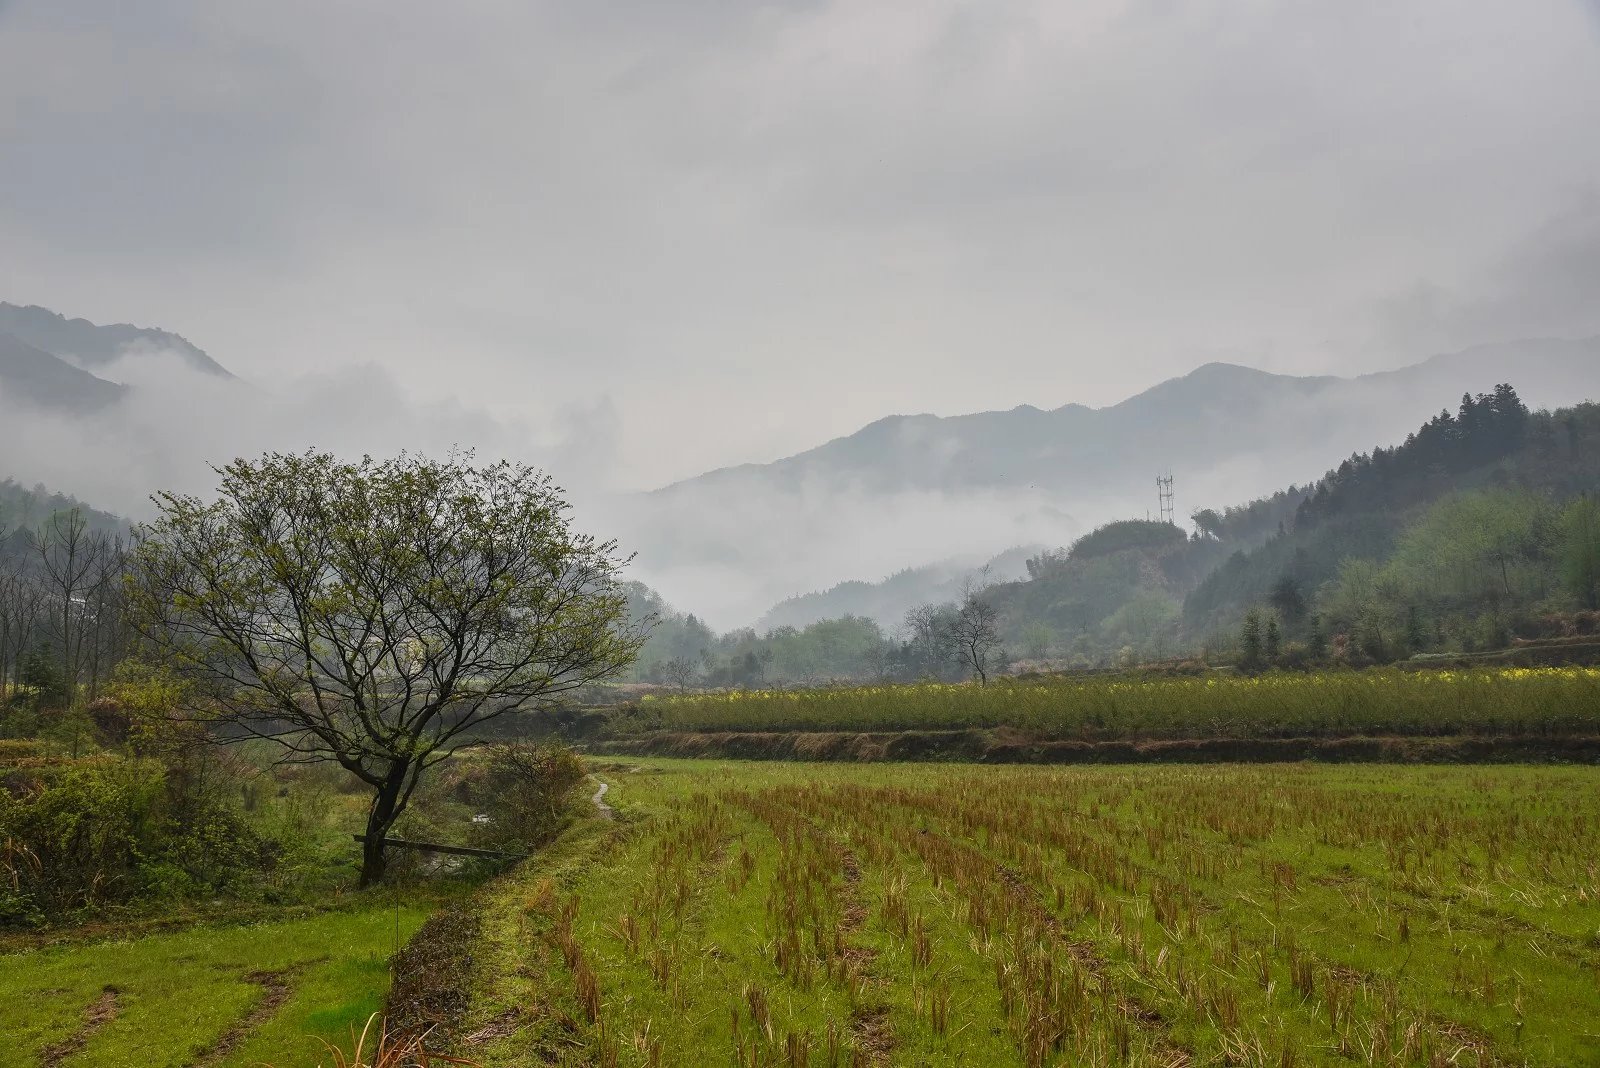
left=0, top=479, right=125, bottom=546
left=622, top=582, right=893, bottom=688
left=1182, top=390, right=1600, bottom=661
left=949, top=385, right=1600, bottom=670
left=757, top=545, right=1037, bottom=632
left=0, top=479, right=132, bottom=732
left=983, top=521, right=1218, bottom=665
left=978, top=491, right=1310, bottom=665
left=617, top=385, right=1600, bottom=683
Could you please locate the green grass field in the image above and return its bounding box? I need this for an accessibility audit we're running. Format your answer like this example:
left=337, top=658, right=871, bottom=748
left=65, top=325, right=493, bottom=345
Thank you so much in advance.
left=0, top=901, right=430, bottom=1068
left=8, top=759, right=1599, bottom=1066
left=452, top=760, right=1600, bottom=1068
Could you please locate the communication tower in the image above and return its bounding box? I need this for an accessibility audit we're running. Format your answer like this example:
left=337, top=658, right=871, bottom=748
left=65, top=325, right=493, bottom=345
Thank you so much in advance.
left=1157, top=473, right=1175, bottom=525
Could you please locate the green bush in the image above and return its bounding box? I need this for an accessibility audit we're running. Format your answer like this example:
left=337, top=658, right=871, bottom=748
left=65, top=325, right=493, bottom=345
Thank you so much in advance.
left=0, top=756, right=276, bottom=925
left=463, top=743, right=587, bottom=852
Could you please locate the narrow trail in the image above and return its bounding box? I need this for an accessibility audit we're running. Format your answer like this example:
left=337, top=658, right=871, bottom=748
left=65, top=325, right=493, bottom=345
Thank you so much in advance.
left=590, top=777, right=614, bottom=819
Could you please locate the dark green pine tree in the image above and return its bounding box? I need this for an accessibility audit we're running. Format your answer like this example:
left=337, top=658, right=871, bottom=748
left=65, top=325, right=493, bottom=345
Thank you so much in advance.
left=1240, top=611, right=1264, bottom=670
left=1269, top=576, right=1307, bottom=624
left=1404, top=605, right=1428, bottom=654
left=19, top=643, right=70, bottom=709
left=1307, top=616, right=1329, bottom=662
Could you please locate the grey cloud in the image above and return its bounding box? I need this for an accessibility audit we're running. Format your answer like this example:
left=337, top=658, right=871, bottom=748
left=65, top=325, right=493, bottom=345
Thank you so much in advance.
left=1, top=1, right=1599, bottom=501
left=1370, top=194, right=1600, bottom=356
left=0, top=350, right=623, bottom=523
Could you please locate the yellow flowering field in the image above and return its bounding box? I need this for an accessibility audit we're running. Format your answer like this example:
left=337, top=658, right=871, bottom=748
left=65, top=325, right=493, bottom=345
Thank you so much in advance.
left=633, top=668, right=1600, bottom=738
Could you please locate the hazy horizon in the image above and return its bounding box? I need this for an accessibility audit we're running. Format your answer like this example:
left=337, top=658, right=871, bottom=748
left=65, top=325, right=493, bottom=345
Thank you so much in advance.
left=6, top=1, right=1600, bottom=627
left=4, top=2, right=1600, bottom=493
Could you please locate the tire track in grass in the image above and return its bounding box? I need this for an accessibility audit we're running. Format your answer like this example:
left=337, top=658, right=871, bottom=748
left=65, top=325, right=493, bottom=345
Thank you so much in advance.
left=1019, top=781, right=1571, bottom=1065
left=724, top=789, right=872, bottom=1066
left=878, top=779, right=1367, bottom=1065
left=523, top=793, right=742, bottom=1064
left=194, top=960, right=322, bottom=1066
left=755, top=799, right=1017, bottom=1068
left=38, top=986, right=119, bottom=1068
left=838, top=849, right=894, bottom=1067
left=907, top=824, right=1192, bottom=1067
left=735, top=793, right=1021, bottom=1067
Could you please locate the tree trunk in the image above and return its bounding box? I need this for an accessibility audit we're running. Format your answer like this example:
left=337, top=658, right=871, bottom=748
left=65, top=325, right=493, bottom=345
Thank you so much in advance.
left=969, top=643, right=987, bottom=686
left=358, top=760, right=411, bottom=889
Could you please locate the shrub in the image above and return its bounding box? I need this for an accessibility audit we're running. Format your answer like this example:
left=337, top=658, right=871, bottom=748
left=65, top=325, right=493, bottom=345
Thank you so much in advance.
left=86, top=697, right=132, bottom=746
left=0, top=756, right=276, bottom=925
left=463, top=743, right=587, bottom=852
left=0, top=759, right=159, bottom=920
left=299, top=1014, right=480, bottom=1068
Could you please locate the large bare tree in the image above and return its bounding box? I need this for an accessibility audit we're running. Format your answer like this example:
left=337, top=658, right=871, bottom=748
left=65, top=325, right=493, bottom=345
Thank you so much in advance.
left=948, top=584, right=1002, bottom=685
left=127, top=451, right=646, bottom=886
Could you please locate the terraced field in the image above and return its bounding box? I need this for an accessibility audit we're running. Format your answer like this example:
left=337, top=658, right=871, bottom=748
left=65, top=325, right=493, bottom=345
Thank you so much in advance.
left=451, top=760, right=1600, bottom=1068
left=628, top=668, right=1600, bottom=737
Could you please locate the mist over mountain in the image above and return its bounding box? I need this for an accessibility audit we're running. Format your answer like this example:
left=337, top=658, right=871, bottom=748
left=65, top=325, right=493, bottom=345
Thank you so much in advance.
left=614, top=338, right=1600, bottom=627
left=0, top=301, right=565, bottom=526
left=0, top=302, right=230, bottom=414
left=4, top=296, right=1599, bottom=633
left=661, top=340, right=1600, bottom=499
left=0, top=332, right=125, bottom=412
left=758, top=545, right=1040, bottom=634
left=0, top=303, right=230, bottom=379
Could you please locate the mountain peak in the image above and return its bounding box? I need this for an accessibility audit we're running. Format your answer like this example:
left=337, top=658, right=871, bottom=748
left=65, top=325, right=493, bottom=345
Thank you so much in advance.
left=0, top=302, right=231, bottom=378
left=629, top=338, right=1600, bottom=625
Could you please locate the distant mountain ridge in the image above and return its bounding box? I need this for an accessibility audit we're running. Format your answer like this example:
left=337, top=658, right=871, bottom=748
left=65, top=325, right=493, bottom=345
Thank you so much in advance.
left=757, top=545, right=1040, bottom=632
left=0, top=302, right=230, bottom=378
left=626, top=337, right=1600, bottom=626
left=654, top=340, right=1600, bottom=499
left=0, top=301, right=231, bottom=412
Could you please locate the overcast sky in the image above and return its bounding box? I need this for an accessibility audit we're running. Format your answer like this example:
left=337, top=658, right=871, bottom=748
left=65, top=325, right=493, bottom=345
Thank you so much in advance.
left=4, top=1, right=1600, bottom=491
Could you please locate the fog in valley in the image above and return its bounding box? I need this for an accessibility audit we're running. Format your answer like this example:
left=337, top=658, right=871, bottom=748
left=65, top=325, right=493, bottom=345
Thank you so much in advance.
left=13, top=8, right=1600, bottom=1058
left=4, top=1, right=1600, bottom=629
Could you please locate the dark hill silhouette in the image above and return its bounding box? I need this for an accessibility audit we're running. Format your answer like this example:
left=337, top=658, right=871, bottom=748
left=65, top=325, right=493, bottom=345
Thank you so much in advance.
left=0, top=332, right=125, bottom=411
left=0, top=302, right=230, bottom=378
